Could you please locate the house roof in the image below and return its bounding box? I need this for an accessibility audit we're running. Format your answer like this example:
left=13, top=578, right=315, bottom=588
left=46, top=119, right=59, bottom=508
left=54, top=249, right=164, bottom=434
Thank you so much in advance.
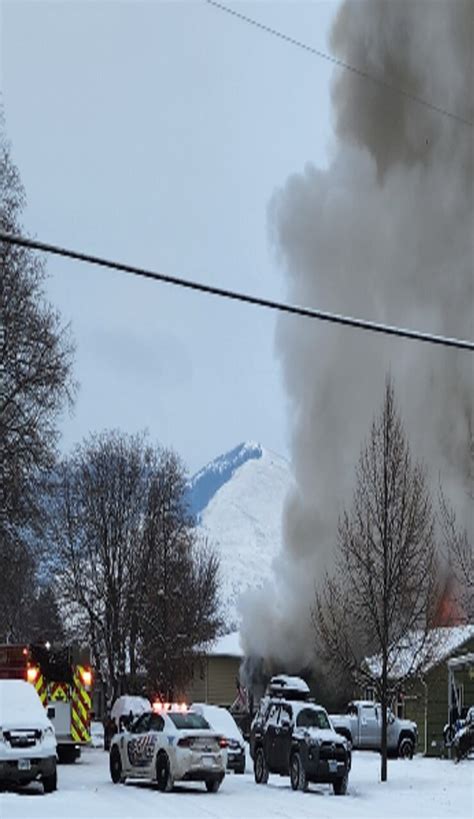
left=365, top=625, right=474, bottom=680
left=206, top=631, right=243, bottom=658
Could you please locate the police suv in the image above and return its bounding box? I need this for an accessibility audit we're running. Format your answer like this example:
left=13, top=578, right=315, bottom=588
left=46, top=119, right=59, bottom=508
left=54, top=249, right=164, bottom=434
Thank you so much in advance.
left=109, top=703, right=227, bottom=792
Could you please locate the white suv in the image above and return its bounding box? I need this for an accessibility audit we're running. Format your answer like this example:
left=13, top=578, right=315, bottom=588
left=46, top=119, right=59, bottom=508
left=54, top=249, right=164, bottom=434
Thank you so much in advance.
left=109, top=704, right=227, bottom=792
left=0, top=680, right=57, bottom=792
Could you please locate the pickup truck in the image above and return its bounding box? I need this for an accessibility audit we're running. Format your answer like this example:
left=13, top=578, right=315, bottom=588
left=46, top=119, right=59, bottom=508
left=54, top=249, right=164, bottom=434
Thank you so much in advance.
left=330, top=701, right=417, bottom=758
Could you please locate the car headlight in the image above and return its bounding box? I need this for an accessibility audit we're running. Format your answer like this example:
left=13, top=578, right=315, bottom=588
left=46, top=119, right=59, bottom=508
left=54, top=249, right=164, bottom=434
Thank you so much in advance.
left=43, top=726, right=55, bottom=738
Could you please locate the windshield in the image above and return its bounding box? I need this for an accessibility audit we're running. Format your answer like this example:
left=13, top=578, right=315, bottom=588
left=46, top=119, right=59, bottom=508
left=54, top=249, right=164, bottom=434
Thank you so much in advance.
left=296, top=708, right=331, bottom=730
left=168, top=712, right=210, bottom=730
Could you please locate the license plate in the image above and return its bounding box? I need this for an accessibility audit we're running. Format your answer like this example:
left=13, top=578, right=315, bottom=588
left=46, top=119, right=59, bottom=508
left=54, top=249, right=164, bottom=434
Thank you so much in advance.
left=328, top=760, right=338, bottom=773
left=201, top=755, right=215, bottom=767
left=18, top=759, right=31, bottom=771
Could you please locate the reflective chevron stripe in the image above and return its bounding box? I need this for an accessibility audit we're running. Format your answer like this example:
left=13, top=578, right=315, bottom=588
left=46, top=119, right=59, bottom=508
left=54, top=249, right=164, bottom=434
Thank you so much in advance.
left=49, top=682, right=69, bottom=701
left=71, top=665, right=91, bottom=743
left=34, top=671, right=47, bottom=705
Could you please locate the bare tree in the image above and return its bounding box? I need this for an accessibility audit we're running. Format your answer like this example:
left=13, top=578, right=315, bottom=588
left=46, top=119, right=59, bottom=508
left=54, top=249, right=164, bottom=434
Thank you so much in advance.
left=314, top=379, right=439, bottom=781
left=138, top=452, right=221, bottom=699
left=0, top=533, right=37, bottom=642
left=49, top=431, right=152, bottom=701
left=0, top=122, right=75, bottom=640
left=49, top=431, right=221, bottom=703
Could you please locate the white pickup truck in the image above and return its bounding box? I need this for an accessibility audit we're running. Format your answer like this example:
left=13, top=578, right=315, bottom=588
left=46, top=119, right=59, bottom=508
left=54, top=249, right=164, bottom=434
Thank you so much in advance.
left=330, top=701, right=417, bottom=758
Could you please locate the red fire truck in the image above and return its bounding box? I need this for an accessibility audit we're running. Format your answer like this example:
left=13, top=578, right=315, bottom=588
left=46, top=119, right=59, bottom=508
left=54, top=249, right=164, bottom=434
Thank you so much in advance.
left=0, top=643, right=93, bottom=762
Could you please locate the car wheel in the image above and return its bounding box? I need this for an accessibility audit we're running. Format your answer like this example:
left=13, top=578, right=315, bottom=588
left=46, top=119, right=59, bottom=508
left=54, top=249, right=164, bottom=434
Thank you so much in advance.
left=156, top=752, right=173, bottom=792
left=205, top=777, right=223, bottom=793
left=333, top=772, right=348, bottom=795
left=398, top=737, right=414, bottom=759
left=109, top=748, right=123, bottom=784
left=235, top=761, right=246, bottom=775
left=42, top=768, right=57, bottom=794
left=290, top=751, right=307, bottom=791
left=58, top=747, right=78, bottom=764
left=254, top=747, right=269, bottom=784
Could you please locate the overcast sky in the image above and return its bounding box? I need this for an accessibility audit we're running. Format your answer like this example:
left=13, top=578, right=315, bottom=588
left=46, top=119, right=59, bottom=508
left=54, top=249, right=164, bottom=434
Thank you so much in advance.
left=2, top=0, right=339, bottom=474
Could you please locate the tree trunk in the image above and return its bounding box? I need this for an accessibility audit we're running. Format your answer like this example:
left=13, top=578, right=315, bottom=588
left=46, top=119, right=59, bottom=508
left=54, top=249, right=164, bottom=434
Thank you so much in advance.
left=381, top=660, right=388, bottom=782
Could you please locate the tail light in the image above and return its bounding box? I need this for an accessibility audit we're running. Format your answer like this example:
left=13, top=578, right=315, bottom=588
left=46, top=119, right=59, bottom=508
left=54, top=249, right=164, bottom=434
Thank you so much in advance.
left=218, top=736, right=228, bottom=749
left=177, top=737, right=193, bottom=748
left=27, top=666, right=38, bottom=683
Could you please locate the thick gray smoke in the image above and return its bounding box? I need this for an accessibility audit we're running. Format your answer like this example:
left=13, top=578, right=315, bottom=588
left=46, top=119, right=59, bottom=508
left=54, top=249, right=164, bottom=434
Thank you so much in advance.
left=240, top=0, right=473, bottom=672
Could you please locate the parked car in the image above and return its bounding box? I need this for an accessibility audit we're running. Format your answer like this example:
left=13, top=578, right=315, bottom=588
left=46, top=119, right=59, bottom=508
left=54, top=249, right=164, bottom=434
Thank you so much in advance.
left=0, top=679, right=57, bottom=793
left=192, top=703, right=246, bottom=773
left=109, top=704, right=227, bottom=792
left=250, top=676, right=351, bottom=794
left=330, top=701, right=418, bottom=758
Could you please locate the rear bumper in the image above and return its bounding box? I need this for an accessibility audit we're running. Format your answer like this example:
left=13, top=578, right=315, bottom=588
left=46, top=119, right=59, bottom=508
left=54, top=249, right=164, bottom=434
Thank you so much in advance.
left=0, top=755, right=56, bottom=786
left=181, top=769, right=225, bottom=783
left=227, top=748, right=245, bottom=772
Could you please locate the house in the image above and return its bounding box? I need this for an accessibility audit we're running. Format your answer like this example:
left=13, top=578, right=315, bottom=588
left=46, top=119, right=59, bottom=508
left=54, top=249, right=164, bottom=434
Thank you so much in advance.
left=364, top=625, right=474, bottom=756
left=186, top=631, right=243, bottom=707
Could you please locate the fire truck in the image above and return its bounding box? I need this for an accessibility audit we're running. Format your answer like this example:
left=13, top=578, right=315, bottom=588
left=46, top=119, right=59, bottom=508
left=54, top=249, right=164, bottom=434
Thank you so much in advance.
left=0, top=642, right=93, bottom=762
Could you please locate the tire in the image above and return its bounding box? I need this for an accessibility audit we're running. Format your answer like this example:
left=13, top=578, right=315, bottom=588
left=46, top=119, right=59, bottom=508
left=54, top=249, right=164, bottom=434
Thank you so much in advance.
left=42, top=768, right=57, bottom=794
left=57, top=746, right=79, bottom=764
left=398, top=737, right=414, bottom=760
left=290, top=751, right=307, bottom=792
left=333, top=772, right=348, bottom=795
left=109, top=748, right=123, bottom=784
left=205, top=777, right=223, bottom=793
left=156, top=752, right=173, bottom=792
left=235, top=762, right=246, bottom=775
left=254, top=747, right=269, bottom=784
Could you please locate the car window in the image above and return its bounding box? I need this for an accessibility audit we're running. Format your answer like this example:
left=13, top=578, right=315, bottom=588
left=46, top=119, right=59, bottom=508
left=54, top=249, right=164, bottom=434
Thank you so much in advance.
left=278, top=705, right=293, bottom=726
left=168, top=712, right=210, bottom=730
left=296, top=708, right=331, bottom=730
left=150, top=714, right=164, bottom=732
left=265, top=704, right=280, bottom=727
left=131, top=713, right=151, bottom=734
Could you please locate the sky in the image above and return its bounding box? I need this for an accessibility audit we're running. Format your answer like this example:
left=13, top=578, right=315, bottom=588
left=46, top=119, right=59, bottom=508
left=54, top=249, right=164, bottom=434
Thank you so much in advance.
left=1, top=0, right=339, bottom=475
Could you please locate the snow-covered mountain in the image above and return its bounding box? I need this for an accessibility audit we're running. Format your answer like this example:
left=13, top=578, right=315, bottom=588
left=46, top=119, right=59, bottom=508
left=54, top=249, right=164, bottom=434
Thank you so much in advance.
left=187, top=442, right=293, bottom=628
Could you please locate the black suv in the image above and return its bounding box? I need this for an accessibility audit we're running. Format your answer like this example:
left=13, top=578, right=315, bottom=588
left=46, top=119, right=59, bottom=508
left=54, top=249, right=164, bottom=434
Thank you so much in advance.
left=250, top=686, right=351, bottom=795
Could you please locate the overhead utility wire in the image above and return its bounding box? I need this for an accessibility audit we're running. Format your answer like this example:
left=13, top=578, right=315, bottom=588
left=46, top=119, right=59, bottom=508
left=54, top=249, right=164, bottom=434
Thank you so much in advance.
left=1, top=232, right=473, bottom=352
left=204, top=0, right=473, bottom=128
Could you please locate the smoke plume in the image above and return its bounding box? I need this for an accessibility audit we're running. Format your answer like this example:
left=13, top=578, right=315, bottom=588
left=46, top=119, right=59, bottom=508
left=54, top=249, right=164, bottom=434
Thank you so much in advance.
left=240, top=0, right=473, bottom=672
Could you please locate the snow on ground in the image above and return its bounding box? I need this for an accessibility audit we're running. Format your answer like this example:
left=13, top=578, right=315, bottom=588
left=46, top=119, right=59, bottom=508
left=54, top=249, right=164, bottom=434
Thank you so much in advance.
left=1, top=749, right=472, bottom=819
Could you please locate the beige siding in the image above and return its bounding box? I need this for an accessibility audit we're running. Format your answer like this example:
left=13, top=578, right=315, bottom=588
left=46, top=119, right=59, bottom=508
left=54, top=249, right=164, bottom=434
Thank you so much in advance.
left=185, top=656, right=241, bottom=707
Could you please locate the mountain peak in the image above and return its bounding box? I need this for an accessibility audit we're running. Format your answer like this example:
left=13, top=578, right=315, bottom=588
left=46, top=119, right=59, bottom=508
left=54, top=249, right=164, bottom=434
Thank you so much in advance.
left=188, top=442, right=264, bottom=520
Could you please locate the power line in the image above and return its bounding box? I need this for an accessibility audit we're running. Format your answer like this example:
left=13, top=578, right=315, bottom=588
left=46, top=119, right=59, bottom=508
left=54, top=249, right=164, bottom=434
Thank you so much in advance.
left=1, top=231, right=473, bottom=352
left=204, top=0, right=473, bottom=129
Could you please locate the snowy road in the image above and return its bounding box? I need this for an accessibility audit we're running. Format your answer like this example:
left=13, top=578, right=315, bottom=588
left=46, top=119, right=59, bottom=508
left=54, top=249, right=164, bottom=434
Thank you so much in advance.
left=1, top=749, right=472, bottom=819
